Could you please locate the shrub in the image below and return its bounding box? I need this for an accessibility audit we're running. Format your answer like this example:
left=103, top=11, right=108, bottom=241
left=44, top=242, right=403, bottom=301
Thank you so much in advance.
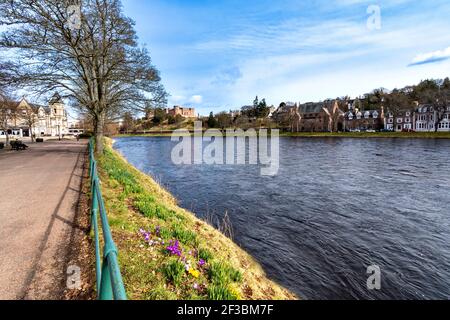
left=207, top=285, right=238, bottom=300
left=162, top=258, right=185, bottom=287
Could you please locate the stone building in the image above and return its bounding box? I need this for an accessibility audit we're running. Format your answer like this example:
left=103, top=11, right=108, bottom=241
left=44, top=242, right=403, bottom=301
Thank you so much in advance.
left=414, top=104, right=450, bottom=132
left=0, top=93, right=69, bottom=139
left=273, top=100, right=345, bottom=132
left=344, top=106, right=385, bottom=131
left=166, top=106, right=196, bottom=118
left=385, top=110, right=413, bottom=132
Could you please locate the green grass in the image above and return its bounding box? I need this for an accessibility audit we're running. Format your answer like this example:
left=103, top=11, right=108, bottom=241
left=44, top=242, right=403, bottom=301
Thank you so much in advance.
left=162, top=258, right=186, bottom=287
left=207, top=284, right=239, bottom=300
left=96, top=138, right=297, bottom=300
left=198, top=248, right=213, bottom=262
left=172, top=223, right=198, bottom=246
left=208, top=261, right=243, bottom=286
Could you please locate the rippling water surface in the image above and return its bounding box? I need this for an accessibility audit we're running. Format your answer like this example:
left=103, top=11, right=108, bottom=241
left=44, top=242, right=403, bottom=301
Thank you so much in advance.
left=114, top=137, right=450, bottom=300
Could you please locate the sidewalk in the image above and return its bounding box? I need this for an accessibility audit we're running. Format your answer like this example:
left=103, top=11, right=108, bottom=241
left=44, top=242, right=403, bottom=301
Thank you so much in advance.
left=0, top=140, right=88, bottom=299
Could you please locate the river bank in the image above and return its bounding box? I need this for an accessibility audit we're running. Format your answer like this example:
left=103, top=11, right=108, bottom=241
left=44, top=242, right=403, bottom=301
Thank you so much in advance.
left=114, top=131, right=450, bottom=139
left=97, top=138, right=296, bottom=300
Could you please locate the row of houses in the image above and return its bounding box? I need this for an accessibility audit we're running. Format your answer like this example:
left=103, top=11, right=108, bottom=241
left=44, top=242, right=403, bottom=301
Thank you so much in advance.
left=272, top=100, right=450, bottom=132
left=0, top=93, right=69, bottom=139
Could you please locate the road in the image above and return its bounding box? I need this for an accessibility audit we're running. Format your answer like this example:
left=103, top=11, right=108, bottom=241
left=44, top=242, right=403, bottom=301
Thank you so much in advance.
left=0, top=140, right=87, bottom=300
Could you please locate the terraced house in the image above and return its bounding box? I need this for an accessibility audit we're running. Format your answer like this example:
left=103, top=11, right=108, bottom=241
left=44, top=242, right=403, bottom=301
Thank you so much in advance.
left=344, top=106, right=385, bottom=132
left=414, top=104, right=450, bottom=132
left=0, top=93, right=69, bottom=139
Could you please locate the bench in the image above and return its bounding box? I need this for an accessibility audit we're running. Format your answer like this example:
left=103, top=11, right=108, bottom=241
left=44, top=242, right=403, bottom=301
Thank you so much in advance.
left=10, top=141, right=29, bottom=151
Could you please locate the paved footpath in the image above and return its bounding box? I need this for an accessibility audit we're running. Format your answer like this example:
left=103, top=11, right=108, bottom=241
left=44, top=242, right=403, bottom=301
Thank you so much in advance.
left=0, top=140, right=87, bottom=300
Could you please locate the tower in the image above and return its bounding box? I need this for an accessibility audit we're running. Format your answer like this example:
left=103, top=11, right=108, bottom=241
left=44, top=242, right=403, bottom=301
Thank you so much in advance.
left=48, top=93, right=67, bottom=137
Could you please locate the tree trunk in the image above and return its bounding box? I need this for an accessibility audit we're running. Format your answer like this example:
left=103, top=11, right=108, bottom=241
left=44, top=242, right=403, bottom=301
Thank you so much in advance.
left=29, top=126, right=35, bottom=142
left=5, top=131, right=9, bottom=146
left=95, top=113, right=105, bottom=155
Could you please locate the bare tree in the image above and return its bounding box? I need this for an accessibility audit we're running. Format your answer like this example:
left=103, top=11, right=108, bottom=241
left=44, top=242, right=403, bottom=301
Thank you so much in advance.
left=0, top=0, right=167, bottom=153
left=18, top=103, right=38, bottom=142
left=0, top=90, right=15, bottom=145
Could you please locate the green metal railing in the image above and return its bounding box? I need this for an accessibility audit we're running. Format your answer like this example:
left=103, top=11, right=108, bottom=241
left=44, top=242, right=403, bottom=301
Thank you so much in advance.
left=89, top=139, right=127, bottom=300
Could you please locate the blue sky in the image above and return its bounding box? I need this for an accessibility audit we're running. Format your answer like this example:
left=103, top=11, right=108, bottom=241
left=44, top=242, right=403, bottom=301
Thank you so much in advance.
left=122, top=0, right=450, bottom=115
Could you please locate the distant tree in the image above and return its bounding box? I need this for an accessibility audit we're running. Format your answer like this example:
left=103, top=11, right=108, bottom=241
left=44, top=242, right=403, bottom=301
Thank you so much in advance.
left=152, top=108, right=167, bottom=125
left=253, top=96, right=259, bottom=109
left=241, top=105, right=255, bottom=118
left=256, top=98, right=270, bottom=118
left=167, top=115, right=176, bottom=125
left=361, top=88, right=386, bottom=110
left=23, top=106, right=39, bottom=141
left=242, top=97, right=270, bottom=119
left=207, top=112, right=218, bottom=128
left=0, top=90, right=15, bottom=145
left=216, top=112, right=232, bottom=129
left=121, top=112, right=135, bottom=133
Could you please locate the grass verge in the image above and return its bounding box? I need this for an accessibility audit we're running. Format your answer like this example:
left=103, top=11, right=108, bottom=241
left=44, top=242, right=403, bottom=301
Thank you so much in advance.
left=97, top=138, right=297, bottom=300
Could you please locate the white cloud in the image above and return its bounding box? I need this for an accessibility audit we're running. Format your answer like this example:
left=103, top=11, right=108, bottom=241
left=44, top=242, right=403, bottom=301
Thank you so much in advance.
left=189, top=95, right=203, bottom=104
left=410, top=46, right=450, bottom=66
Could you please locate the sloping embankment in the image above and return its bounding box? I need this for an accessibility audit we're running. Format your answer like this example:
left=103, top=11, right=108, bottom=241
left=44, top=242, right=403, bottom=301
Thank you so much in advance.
left=97, top=138, right=297, bottom=300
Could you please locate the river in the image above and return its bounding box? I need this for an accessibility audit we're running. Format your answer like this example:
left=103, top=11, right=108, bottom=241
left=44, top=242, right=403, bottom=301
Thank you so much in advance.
left=114, top=136, right=450, bottom=300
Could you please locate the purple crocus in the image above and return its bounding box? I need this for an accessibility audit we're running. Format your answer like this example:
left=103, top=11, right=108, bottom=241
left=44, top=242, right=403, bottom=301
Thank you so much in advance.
left=166, top=240, right=182, bottom=256
left=198, top=259, right=206, bottom=267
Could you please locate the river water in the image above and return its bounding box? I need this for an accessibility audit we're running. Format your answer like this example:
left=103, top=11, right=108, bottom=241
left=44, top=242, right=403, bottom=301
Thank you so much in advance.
left=114, top=136, right=450, bottom=300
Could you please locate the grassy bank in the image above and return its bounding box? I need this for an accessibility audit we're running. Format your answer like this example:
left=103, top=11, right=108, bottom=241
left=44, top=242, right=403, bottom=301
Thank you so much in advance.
left=115, top=131, right=450, bottom=139
left=282, top=131, right=450, bottom=139
left=97, top=138, right=296, bottom=300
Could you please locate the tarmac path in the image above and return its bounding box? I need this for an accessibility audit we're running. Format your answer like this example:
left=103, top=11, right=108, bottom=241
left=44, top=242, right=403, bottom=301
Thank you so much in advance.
left=0, top=140, right=87, bottom=300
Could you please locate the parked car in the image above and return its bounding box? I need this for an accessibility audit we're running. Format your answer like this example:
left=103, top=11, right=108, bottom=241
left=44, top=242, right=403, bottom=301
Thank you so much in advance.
left=366, top=129, right=376, bottom=133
